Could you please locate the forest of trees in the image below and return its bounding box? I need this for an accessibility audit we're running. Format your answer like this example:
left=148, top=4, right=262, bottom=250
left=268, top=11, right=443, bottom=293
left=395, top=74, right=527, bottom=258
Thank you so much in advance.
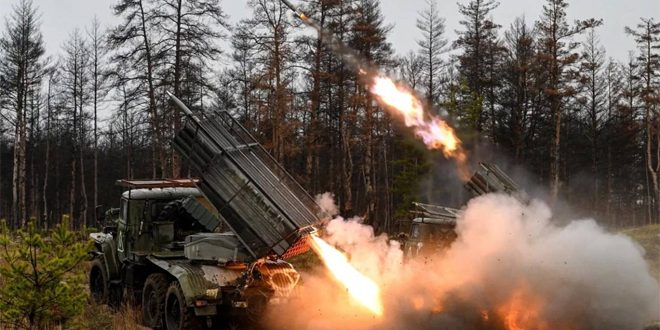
left=0, top=0, right=658, bottom=233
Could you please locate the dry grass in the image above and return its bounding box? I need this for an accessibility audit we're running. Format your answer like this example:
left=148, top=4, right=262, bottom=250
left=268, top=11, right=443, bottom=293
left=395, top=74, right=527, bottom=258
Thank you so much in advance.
left=71, top=302, right=144, bottom=330
left=621, top=224, right=660, bottom=282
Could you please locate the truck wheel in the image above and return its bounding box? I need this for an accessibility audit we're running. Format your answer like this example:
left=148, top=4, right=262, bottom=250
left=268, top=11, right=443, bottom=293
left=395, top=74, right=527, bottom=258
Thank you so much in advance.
left=142, top=273, right=169, bottom=329
left=89, top=257, right=109, bottom=305
left=165, top=281, right=201, bottom=330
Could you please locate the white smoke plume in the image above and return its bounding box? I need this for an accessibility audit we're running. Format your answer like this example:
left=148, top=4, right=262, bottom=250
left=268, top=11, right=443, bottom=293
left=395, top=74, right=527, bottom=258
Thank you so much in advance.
left=315, top=192, right=339, bottom=217
left=267, top=194, right=659, bottom=330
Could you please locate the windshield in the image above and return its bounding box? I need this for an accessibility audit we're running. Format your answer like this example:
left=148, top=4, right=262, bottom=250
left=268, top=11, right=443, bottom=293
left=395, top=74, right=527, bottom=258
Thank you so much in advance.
left=120, top=198, right=146, bottom=226
left=150, top=200, right=175, bottom=221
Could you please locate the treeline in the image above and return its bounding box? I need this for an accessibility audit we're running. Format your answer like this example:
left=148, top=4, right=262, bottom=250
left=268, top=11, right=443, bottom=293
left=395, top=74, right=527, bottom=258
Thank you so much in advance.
left=0, top=0, right=658, bottom=232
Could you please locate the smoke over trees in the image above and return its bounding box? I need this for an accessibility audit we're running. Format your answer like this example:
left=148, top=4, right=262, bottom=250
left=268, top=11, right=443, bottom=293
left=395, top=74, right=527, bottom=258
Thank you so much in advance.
left=0, top=0, right=658, bottom=231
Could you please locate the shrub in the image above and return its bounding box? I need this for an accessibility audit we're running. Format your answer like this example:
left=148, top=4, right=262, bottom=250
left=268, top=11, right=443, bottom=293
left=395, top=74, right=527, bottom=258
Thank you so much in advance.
left=0, top=219, right=92, bottom=329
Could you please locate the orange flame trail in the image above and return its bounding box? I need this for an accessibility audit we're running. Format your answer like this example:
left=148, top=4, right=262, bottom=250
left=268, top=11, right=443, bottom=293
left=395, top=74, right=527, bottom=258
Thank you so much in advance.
left=369, top=75, right=470, bottom=179
left=309, top=235, right=383, bottom=316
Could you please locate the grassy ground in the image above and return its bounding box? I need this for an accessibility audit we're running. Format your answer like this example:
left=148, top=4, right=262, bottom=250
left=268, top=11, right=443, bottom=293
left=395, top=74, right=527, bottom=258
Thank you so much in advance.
left=71, top=303, right=144, bottom=330
left=621, top=224, right=660, bottom=282
left=620, top=224, right=660, bottom=330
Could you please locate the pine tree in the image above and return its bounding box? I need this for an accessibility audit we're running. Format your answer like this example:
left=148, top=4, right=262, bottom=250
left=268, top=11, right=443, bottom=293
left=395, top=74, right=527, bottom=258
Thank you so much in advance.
left=416, top=0, right=447, bottom=107
left=0, top=219, right=91, bottom=328
left=399, top=51, right=424, bottom=90
left=499, top=17, right=536, bottom=163
left=60, top=29, right=90, bottom=228
left=626, top=18, right=660, bottom=223
left=535, top=0, right=600, bottom=201
left=225, top=21, right=259, bottom=128
left=153, top=0, right=228, bottom=177
left=110, top=0, right=166, bottom=177
left=0, top=0, right=46, bottom=228
left=87, top=17, right=109, bottom=223
left=454, top=0, right=500, bottom=133
left=577, top=26, right=606, bottom=212
left=296, top=0, right=334, bottom=192
left=602, top=59, right=638, bottom=226
left=244, top=0, right=298, bottom=164
left=349, top=0, right=394, bottom=228
left=324, top=0, right=357, bottom=215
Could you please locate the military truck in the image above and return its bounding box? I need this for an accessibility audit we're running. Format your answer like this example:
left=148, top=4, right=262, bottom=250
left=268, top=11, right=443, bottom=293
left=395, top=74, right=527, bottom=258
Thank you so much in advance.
left=404, top=162, right=525, bottom=258
left=403, top=202, right=460, bottom=257
left=89, top=94, right=325, bottom=329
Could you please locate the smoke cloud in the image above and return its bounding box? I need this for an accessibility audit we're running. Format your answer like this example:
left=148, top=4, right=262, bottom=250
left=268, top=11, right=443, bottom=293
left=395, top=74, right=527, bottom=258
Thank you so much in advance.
left=315, top=192, right=339, bottom=218
left=266, top=194, right=659, bottom=330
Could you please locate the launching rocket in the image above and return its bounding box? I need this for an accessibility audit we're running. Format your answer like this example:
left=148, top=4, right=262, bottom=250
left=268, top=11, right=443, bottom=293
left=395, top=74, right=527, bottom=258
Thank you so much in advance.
left=280, top=0, right=308, bottom=21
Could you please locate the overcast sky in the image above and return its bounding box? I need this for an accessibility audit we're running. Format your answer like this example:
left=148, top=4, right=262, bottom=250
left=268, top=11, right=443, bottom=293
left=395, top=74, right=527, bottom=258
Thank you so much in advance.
left=1, top=0, right=657, bottom=62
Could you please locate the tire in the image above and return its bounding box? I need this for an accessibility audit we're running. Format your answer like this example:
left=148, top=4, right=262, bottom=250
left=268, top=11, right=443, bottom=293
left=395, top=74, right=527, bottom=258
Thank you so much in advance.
left=142, top=273, right=169, bottom=329
left=164, top=281, right=202, bottom=330
left=89, top=257, right=109, bottom=305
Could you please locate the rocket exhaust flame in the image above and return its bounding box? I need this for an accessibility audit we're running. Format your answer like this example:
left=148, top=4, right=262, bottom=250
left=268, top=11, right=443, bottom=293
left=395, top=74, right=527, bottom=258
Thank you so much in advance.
left=369, top=76, right=470, bottom=179
left=309, top=235, right=384, bottom=316
left=280, top=0, right=471, bottom=179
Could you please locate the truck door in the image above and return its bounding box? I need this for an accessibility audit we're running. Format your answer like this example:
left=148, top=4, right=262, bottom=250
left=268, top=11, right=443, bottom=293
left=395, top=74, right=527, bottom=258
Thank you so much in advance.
left=117, top=198, right=128, bottom=261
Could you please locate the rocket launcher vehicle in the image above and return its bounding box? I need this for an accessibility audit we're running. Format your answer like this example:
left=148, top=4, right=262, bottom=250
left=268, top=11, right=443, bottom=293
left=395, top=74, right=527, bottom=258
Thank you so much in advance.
left=169, top=93, right=323, bottom=260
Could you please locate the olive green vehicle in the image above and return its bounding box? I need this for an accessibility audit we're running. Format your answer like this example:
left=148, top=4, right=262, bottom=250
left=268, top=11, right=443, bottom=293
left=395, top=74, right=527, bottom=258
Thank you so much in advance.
left=89, top=179, right=301, bottom=329
left=90, top=94, right=324, bottom=329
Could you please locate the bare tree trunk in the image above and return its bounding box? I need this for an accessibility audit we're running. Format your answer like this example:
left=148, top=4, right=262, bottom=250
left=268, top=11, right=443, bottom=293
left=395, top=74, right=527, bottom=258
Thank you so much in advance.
left=91, top=18, right=101, bottom=221
left=364, top=94, right=375, bottom=223
left=28, top=88, right=38, bottom=224
left=12, top=68, right=24, bottom=228
left=548, top=23, right=562, bottom=203
left=656, top=120, right=660, bottom=224
left=590, top=76, right=599, bottom=212
left=79, top=96, right=88, bottom=229
left=70, top=57, right=78, bottom=228
left=171, top=0, right=183, bottom=178
left=550, top=97, right=561, bottom=203
left=93, top=94, right=98, bottom=219
left=341, top=120, right=353, bottom=215
left=12, top=115, right=21, bottom=228
left=647, top=114, right=660, bottom=224
left=12, top=68, right=25, bottom=228
left=0, top=135, right=3, bottom=219
left=43, top=76, right=52, bottom=229
left=305, top=9, right=325, bottom=192
left=122, top=85, right=134, bottom=180
left=382, top=138, right=391, bottom=234
left=54, top=124, right=61, bottom=228
left=606, top=141, right=613, bottom=225
left=340, top=78, right=353, bottom=215
left=19, top=77, right=28, bottom=228
left=138, top=0, right=166, bottom=178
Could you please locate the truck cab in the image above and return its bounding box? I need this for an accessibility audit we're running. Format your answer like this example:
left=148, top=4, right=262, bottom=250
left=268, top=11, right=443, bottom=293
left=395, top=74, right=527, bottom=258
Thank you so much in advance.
left=111, top=180, right=213, bottom=261
left=89, top=179, right=298, bottom=330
